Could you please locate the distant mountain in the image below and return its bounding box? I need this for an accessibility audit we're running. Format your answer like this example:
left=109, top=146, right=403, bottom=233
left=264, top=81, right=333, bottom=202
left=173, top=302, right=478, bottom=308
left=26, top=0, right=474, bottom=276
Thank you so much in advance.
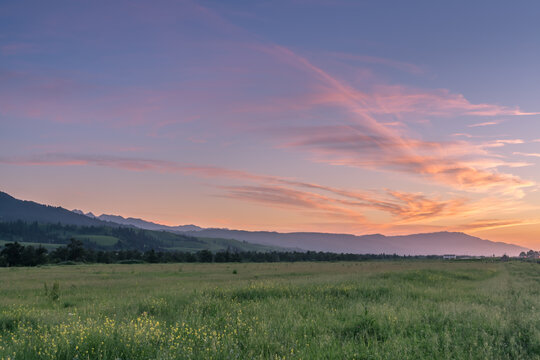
left=72, top=209, right=97, bottom=218
left=96, top=214, right=202, bottom=232
left=0, top=190, right=529, bottom=256
left=0, top=191, right=283, bottom=253
left=185, top=229, right=528, bottom=256
left=0, top=191, right=113, bottom=227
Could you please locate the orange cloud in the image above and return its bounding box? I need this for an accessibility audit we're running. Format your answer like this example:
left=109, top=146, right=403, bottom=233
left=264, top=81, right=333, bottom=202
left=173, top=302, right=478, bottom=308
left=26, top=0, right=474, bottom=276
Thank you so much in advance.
left=247, top=45, right=536, bottom=196
left=279, top=125, right=533, bottom=196
left=4, top=152, right=537, bottom=236
left=0, top=153, right=476, bottom=224
left=219, top=185, right=368, bottom=223
left=456, top=219, right=538, bottom=232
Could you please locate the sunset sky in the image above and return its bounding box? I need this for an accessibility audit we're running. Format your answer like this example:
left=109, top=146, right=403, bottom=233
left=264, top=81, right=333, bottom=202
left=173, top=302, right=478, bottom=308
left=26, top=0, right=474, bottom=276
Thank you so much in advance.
left=2, top=1, right=540, bottom=248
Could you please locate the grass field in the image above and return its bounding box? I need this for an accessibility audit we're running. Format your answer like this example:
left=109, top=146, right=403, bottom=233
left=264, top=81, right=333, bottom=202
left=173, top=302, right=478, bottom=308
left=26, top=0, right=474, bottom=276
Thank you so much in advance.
left=1, top=260, right=539, bottom=359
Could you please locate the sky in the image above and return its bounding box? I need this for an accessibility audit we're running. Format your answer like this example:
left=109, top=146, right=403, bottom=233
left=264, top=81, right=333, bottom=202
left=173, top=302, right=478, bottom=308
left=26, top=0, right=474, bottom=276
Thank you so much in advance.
left=1, top=1, right=540, bottom=248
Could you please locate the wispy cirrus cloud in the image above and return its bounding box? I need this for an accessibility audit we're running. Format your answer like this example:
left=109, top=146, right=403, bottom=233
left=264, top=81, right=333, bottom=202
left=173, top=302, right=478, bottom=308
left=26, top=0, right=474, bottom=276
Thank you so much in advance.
left=481, top=139, right=525, bottom=148
left=219, top=185, right=368, bottom=223
left=513, top=152, right=540, bottom=158
left=0, top=152, right=475, bottom=224
left=2, top=0, right=539, bottom=240
left=456, top=218, right=540, bottom=232
left=495, top=139, right=524, bottom=144
left=278, top=125, right=533, bottom=196
left=246, top=45, right=536, bottom=196
left=257, top=44, right=538, bottom=119
left=468, top=120, right=502, bottom=128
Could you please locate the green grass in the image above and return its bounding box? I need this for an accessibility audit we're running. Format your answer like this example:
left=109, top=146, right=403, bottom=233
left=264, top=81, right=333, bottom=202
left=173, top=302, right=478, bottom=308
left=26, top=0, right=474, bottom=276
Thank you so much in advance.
left=1, top=261, right=539, bottom=359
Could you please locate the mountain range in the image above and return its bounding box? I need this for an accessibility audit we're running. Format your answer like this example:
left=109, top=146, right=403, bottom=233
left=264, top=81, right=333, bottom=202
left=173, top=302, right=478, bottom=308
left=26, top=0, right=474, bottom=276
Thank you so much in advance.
left=72, top=210, right=202, bottom=232
left=0, top=191, right=114, bottom=227
left=0, top=190, right=530, bottom=256
left=183, top=229, right=526, bottom=256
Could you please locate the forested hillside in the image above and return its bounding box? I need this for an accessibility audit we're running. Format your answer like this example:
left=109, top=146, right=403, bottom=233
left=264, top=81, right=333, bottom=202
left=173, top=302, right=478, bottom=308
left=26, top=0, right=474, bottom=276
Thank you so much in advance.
left=0, top=221, right=284, bottom=253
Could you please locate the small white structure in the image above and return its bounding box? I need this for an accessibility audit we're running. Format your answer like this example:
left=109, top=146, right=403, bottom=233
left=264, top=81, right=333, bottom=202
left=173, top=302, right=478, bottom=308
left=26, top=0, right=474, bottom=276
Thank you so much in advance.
left=443, top=254, right=456, bottom=259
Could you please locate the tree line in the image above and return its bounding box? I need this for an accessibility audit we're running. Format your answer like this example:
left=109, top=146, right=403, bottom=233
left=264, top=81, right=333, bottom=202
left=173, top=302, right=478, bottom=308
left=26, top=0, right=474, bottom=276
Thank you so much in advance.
left=0, top=239, right=440, bottom=267
left=519, top=250, right=540, bottom=259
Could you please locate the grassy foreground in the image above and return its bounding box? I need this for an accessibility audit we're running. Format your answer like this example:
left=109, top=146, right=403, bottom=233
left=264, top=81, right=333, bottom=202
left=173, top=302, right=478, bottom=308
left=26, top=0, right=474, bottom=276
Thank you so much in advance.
left=0, top=261, right=539, bottom=359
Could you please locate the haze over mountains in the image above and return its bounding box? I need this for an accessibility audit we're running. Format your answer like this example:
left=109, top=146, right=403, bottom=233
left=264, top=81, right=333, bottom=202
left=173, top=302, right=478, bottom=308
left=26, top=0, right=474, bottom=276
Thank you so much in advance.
left=183, top=229, right=526, bottom=257
left=0, top=191, right=529, bottom=256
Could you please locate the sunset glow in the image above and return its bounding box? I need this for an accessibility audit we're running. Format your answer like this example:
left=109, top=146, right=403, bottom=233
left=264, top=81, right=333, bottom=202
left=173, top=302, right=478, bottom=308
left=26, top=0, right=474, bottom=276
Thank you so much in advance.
left=2, top=1, right=540, bottom=248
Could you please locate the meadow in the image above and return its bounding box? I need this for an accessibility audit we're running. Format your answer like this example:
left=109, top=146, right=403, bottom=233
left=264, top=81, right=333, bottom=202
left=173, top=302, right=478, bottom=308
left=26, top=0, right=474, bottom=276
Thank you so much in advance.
left=0, top=260, right=539, bottom=359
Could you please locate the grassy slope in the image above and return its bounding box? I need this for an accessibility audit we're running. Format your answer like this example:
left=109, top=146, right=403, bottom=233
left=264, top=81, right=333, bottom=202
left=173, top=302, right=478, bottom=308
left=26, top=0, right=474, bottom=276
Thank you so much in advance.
left=0, top=260, right=539, bottom=359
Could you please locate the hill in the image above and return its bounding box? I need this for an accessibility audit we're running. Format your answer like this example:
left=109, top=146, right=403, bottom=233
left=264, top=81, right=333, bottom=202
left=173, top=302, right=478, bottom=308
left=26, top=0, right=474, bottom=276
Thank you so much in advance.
left=0, top=191, right=114, bottom=227
left=0, top=221, right=284, bottom=253
left=0, top=190, right=529, bottom=256
left=184, top=229, right=528, bottom=256
left=0, top=191, right=283, bottom=252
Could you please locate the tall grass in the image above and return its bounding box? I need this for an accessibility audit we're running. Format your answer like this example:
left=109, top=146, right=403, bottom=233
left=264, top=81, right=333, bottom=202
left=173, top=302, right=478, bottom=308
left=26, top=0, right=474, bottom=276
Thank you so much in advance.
left=1, top=261, right=539, bottom=359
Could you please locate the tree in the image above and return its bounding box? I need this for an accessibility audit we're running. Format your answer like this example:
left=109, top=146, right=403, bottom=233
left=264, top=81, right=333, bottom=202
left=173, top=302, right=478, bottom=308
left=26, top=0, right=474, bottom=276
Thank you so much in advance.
left=21, top=245, right=37, bottom=266
left=144, top=249, right=159, bottom=263
left=197, top=249, right=213, bottom=263
left=35, top=246, right=48, bottom=265
left=67, top=238, right=85, bottom=261
left=1, top=242, right=24, bottom=266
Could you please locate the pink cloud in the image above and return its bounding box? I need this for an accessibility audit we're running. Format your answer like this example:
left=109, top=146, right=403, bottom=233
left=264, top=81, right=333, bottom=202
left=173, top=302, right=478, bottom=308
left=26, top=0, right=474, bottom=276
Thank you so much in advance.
left=496, top=139, right=524, bottom=144
left=456, top=219, right=538, bottom=232
left=481, top=139, right=525, bottom=148
left=468, top=121, right=501, bottom=128
left=219, top=185, right=367, bottom=222
left=513, top=152, right=540, bottom=158
left=4, top=152, right=536, bottom=234
left=2, top=4, right=537, bottom=205
left=241, top=45, right=535, bottom=196
left=256, top=45, right=538, bottom=119
left=278, top=125, right=533, bottom=196
left=0, top=153, right=481, bottom=224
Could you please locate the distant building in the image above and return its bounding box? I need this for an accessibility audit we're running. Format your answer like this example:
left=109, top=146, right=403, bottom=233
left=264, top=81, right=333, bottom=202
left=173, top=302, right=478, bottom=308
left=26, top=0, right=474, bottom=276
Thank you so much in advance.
left=443, top=254, right=456, bottom=259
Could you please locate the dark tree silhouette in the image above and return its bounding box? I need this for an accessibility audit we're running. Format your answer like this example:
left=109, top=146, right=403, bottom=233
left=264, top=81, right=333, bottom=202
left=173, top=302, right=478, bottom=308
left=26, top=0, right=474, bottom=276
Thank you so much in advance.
left=1, top=242, right=24, bottom=266
left=67, top=238, right=85, bottom=261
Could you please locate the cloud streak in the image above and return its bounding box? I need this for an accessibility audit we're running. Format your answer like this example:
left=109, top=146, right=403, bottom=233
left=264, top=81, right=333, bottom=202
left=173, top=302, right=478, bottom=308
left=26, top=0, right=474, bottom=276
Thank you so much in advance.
left=0, top=153, right=491, bottom=225
left=468, top=121, right=501, bottom=128
left=513, top=152, right=540, bottom=158
left=279, top=125, right=533, bottom=196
